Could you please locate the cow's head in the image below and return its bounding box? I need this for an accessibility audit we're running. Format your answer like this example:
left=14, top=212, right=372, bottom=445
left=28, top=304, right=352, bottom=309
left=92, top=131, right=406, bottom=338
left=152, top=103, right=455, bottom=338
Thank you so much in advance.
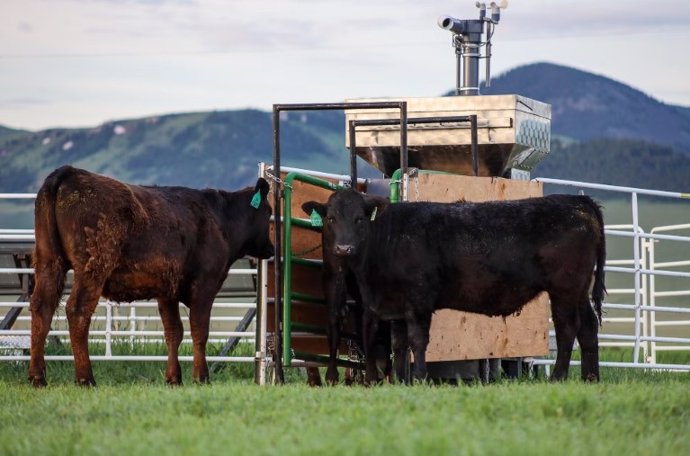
left=244, top=177, right=275, bottom=259
left=302, top=189, right=387, bottom=259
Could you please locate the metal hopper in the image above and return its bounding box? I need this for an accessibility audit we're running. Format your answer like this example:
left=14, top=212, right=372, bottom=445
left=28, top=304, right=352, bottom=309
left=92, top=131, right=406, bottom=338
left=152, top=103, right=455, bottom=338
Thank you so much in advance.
left=345, top=94, right=551, bottom=179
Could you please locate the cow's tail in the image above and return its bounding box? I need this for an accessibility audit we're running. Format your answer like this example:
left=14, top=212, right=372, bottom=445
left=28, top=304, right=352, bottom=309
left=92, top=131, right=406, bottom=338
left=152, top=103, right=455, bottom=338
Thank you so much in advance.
left=587, top=197, right=607, bottom=325
left=33, top=166, right=73, bottom=269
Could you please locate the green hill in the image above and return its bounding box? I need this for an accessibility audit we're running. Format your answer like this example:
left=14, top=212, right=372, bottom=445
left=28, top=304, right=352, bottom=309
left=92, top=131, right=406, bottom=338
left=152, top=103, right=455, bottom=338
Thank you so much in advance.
left=534, top=138, right=690, bottom=193
left=0, top=110, right=361, bottom=193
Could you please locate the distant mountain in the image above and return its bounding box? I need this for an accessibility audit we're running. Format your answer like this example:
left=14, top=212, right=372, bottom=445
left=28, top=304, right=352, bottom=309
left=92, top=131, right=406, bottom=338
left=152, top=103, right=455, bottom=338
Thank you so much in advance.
left=481, top=62, right=690, bottom=153
left=2, top=62, right=690, bottom=195
left=0, top=110, right=363, bottom=193
left=0, top=125, right=28, bottom=142
left=675, top=105, right=690, bottom=123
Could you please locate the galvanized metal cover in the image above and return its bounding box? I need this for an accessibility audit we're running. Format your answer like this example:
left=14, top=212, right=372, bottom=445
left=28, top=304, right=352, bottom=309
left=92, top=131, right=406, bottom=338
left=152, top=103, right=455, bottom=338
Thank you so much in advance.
left=345, top=95, right=551, bottom=177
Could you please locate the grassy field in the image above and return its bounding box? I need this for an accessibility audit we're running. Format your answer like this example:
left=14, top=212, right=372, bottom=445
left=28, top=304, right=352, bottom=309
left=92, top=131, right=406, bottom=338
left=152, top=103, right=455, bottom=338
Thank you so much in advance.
left=1, top=358, right=689, bottom=456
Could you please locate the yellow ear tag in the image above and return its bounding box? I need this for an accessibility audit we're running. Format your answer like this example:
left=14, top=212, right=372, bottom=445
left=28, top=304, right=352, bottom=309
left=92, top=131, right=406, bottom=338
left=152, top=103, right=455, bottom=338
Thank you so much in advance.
left=370, top=206, right=378, bottom=221
left=250, top=190, right=261, bottom=209
left=310, top=209, right=323, bottom=227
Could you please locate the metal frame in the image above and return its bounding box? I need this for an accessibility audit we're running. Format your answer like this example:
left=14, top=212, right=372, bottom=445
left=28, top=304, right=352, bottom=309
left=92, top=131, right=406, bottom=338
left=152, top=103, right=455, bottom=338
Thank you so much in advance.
left=254, top=165, right=373, bottom=384
left=270, top=105, right=478, bottom=383
left=271, top=101, right=409, bottom=383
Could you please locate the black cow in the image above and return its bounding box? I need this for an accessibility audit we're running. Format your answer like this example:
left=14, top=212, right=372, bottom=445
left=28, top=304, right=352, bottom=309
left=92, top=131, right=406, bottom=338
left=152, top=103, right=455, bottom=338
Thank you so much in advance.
left=304, top=189, right=606, bottom=383
left=303, top=197, right=396, bottom=385
left=29, top=166, right=274, bottom=387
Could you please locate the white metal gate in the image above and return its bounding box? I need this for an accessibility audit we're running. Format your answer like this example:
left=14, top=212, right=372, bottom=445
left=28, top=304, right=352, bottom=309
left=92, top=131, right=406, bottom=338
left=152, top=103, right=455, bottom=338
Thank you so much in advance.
left=648, top=223, right=690, bottom=365
left=534, top=178, right=690, bottom=372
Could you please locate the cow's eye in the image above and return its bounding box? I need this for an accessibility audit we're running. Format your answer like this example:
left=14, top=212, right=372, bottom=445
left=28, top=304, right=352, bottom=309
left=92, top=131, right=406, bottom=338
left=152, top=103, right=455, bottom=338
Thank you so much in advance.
left=355, top=217, right=363, bottom=224
left=326, top=217, right=335, bottom=224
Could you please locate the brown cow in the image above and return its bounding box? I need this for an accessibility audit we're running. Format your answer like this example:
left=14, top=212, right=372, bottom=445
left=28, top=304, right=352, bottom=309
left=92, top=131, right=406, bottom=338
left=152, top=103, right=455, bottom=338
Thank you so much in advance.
left=28, top=166, right=274, bottom=387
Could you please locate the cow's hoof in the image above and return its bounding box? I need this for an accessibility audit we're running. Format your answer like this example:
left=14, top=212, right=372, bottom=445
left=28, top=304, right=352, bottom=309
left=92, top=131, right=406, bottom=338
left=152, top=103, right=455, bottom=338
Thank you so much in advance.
left=583, top=373, right=599, bottom=383
left=306, top=368, right=322, bottom=387
left=29, top=376, right=47, bottom=388
left=363, top=376, right=380, bottom=387
left=166, top=378, right=183, bottom=387
left=325, top=369, right=339, bottom=386
left=193, top=377, right=210, bottom=385
left=75, top=377, right=97, bottom=387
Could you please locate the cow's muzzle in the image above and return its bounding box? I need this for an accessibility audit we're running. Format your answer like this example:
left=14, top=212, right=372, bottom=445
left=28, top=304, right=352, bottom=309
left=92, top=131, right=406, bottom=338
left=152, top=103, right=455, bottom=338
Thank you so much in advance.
left=334, top=244, right=355, bottom=257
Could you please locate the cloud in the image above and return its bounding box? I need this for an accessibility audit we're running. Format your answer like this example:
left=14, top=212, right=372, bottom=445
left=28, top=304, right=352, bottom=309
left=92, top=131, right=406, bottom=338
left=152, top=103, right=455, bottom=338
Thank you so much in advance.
left=500, top=1, right=690, bottom=36
left=72, top=0, right=195, bottom=5
left=17, top=21, right=33, bottom=33
left=0, top=97, right=51, bottom=108
left=2, top=0, right=690, bottom=130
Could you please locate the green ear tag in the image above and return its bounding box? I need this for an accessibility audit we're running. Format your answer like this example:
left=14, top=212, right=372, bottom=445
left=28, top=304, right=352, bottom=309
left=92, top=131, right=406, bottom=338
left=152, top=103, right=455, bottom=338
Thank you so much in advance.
left=250, top=190, right=261, bottom=209
left=310, top=209, right=323, bottom=227
left=370, top=206, right=378, bottom=221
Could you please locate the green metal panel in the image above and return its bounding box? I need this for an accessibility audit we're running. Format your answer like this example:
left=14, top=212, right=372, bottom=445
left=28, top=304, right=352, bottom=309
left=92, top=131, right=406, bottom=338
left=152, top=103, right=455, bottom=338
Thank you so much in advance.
left=281, top=172, right=345, bottom=366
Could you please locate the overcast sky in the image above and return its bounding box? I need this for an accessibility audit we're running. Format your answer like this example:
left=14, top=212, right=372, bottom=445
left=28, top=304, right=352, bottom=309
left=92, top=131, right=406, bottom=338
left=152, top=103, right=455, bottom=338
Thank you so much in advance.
left=1, top=0, right=688, bottom=131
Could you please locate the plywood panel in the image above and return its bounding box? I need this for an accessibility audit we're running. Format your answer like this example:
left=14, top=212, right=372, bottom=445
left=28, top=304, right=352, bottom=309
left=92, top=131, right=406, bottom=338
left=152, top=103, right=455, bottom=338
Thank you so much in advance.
left=266, top=302, right=355, bottom=355
left=425, top=294, right=549, bottom=362
left=268, top=224, right=323, bottom=262
left=290, top=336, right=356, bottom=356
left=409, top=174, right=550, bottom=361
left=287, top=178, right=337, bottom=218
left=266, top=301, right=329, bottom=331
left=266, top=262, right=324, bottom=299
left=408, top=173, right=543, bottom=203
left=291, top=336, right=330, bottom=355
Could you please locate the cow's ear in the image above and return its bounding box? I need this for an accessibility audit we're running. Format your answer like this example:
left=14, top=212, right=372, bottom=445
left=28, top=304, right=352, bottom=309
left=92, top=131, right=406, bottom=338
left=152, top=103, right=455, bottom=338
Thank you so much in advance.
left=255, top=178, right=270, bottom=200
left=302, top=201, right=326, bottom=218
left=363, top=195, right=389, bottom=221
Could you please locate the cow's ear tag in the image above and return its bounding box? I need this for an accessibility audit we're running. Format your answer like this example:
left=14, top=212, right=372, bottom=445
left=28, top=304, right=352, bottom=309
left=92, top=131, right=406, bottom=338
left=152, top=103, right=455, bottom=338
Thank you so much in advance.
left=370, top=206, right=378, bottom=221
left=250, top=190, right=262, bottom=209
left=310, top=209, right=323, bottom=227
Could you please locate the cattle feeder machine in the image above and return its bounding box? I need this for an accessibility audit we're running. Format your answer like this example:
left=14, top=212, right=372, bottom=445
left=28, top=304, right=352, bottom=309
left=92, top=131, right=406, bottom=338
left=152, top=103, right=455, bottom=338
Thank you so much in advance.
left=256, top=1, right=554, bottom=384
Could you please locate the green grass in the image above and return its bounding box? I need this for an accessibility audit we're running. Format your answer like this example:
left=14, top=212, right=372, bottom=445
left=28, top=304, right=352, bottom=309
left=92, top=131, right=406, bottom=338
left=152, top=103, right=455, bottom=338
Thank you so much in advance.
left=1, top=346, right=689, bottom=455
left=1, top=373, right=689, bottom=455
